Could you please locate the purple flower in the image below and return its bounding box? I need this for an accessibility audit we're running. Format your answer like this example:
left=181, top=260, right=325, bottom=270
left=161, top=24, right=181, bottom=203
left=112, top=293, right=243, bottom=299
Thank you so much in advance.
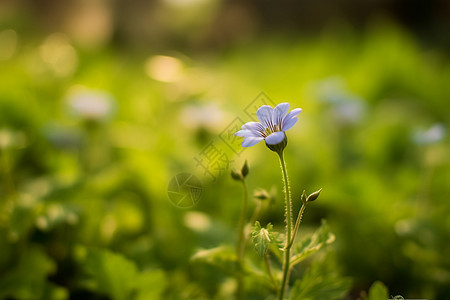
left=235, top=103, right=302, bottom=147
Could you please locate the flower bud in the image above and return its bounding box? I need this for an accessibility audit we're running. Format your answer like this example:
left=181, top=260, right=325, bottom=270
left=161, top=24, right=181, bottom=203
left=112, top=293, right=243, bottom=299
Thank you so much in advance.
left=253, top=188, right=270, bottom=200
left=307, top=188, right=322, bottom=202
left=301, top=190, right=307, bottom=204
left=241, top=160, right=249, bottom=178
left=265, top=135, right=288, bottom=154
left=230, top=169, right=243, bottom=181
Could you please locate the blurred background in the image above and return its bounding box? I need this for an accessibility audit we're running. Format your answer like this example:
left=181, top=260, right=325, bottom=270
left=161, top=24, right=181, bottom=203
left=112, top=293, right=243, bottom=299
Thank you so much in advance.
left=1, top=0, right=450, bottom=299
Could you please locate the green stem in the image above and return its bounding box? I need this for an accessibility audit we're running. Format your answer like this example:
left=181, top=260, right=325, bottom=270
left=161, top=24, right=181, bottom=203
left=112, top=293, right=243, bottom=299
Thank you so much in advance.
left=265, top=252, right=278, bottom=290
left=278, top=151, right=292, bottom=300
left=250, top=200, right=262, bottom=229
left=1, top=148, right=16, bottom=198
left=287, top=203, right=307, bottom=249
left=236, top=179, right=248, bottom=300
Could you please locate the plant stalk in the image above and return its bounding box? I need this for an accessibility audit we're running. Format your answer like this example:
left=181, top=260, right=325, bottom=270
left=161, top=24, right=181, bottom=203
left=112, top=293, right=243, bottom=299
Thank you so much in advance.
left=265, top=252, right=278, bottom=290
left=277, top=151, right=292, bottom=300
left=287, top=203, right=307, bottom=249
left=236, top=179, right=248, bottom=300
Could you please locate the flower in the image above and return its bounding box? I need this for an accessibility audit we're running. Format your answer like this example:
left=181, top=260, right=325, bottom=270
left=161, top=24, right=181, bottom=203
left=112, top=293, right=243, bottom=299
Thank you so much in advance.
left=234, top=102, right=302, bottom=148
left=67, top=88, right=116, bottom=122
left=413, top=123, right=446, bottom=145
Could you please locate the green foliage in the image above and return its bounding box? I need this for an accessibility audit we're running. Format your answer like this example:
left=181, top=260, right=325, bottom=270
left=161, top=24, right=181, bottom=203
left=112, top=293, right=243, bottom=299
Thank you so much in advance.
left=191, top=246, right=238, bottom=275
left=191, top=245, right=271, bottom=289
left=290, top=220, right=335, bottom=267
left=251, top=221, right=282, bottom=257
left=42, top=282, right=69, bottom=300
left=80, top=248, right=165, bottom=300
left=0, top=246, right=56, bottom=300
left=289, top=257, right=352, bottom=300
left=135, top=270, right=167, bottom=300
left=0, top=17, right=449, bottom=299
left=366, top=281, right=389, bottom=300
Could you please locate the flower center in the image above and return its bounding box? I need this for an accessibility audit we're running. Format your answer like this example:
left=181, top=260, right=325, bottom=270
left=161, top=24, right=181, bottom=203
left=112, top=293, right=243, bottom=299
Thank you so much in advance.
left=264, top=124, right=281, bottom=137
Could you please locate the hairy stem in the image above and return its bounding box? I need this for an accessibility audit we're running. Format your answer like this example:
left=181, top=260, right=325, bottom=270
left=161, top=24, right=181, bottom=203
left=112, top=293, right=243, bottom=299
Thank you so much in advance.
left=236, top=179, right=248, bottom=300
left=287, top=203, right=307, bottom=249
left=278, top=151, right=292, bottom=300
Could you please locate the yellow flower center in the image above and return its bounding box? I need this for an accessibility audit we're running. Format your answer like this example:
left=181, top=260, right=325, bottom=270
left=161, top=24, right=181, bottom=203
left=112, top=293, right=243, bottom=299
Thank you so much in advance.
left=264, top=124, right=281, bottom=137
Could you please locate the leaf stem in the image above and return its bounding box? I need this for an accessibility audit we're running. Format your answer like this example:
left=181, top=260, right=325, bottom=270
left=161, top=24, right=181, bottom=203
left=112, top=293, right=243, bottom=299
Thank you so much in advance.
left=277, top=151, right=292, bottom=300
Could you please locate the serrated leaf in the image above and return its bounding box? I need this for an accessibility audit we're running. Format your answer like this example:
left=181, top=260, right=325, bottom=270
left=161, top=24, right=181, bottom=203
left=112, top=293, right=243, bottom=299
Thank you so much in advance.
left=270, top=229, right=285, bottom=249
left=290, top=219, right=335, bottom=267
left=289, top=257, right=352, bottom=300
left=251, top=221, right=272, bottom=257
left=251, top=222, right=283, bottom=257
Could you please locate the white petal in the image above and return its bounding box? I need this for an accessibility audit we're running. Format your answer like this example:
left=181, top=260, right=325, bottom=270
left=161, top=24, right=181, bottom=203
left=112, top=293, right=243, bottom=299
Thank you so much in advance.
left=282, top=108, right=302, bottom=131
left=242, top=122, right=265, bottom=134
left=256, top=105, right=274, bottom=129
left=265, top=131, right=285, bottom=145
left=282, top=117, right=298, bottom=131
left=284, top=108, right=302, bottom=121
left=235, top=129, right=260, bottom=138
left=242, top=136, right=264, bottom=147
left=273, top=102, right=289, bottom=126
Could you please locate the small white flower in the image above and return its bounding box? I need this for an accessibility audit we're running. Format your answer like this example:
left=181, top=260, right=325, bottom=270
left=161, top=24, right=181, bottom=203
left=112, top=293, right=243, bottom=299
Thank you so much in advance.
left=67, top=89, right=115, bottom=121
left=234, top=102, right=302, bottom=147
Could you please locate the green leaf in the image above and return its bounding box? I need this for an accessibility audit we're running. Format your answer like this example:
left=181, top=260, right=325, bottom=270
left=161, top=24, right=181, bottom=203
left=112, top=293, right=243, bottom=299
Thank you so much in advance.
left=190, top=245, right=273, bottom=288
left=7, top=201, right=37, bottom=242
left=82, top=248, right=138, bottom=300
left=191, top=246, right=238, bottom=275
left=135, top=270, right=166, bottom=300
left=289, top=257, right=352, bottom=300
left=367, top=281, right=389, bottom=300
left=290, top=219, right=335, bottom=267
left=42, top=282, right=69, bottom=300
left=251, top=221, right=271, bottom=257
left=251, top=222, right=283, bottom=257
left=0, top=246, right=56, bottom=300
left=80, top=248, right=166, bottom=300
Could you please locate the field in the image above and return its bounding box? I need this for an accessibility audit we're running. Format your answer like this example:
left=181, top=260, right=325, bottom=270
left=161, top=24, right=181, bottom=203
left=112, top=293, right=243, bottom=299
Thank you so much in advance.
left=1, top=6, right=450, bottom=300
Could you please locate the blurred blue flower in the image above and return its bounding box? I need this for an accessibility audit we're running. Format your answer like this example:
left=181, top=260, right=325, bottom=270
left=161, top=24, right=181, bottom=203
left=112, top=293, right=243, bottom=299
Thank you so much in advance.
left=234, top=102, right=302, bottom=147
left=413, top=123, right=446, bottom=145
left=42, top=122, right=81, bottom=149
left=312, top=76, right=367, bottom=126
